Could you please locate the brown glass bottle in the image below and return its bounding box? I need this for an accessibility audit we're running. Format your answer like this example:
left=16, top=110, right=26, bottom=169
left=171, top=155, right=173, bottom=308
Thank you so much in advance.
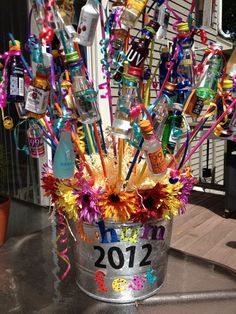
left=114, top=20, right=160, bottom=81
left=25, top=67, right=50, bottom=119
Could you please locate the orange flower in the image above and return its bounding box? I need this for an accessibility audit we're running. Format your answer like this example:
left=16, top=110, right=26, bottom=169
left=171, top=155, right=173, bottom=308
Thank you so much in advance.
left=98, top=186, right=137, bottom=222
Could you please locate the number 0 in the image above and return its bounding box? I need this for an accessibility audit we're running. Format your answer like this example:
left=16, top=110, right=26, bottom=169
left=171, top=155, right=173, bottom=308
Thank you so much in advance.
left=108, top=247, right=124, bottom=269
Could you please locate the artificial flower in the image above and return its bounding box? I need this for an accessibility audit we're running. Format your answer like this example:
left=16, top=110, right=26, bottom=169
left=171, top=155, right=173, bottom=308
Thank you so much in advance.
left=98, top=186, right=137, bottom=222
left=132, top=184, right=168, bottom=223
left=74, top=184, right=102, bottom=224
left=177, top=171, right=196, bottom=214
left=56, top=183, right=78, bottom=220
left=41, top=163, right=59, bottom=203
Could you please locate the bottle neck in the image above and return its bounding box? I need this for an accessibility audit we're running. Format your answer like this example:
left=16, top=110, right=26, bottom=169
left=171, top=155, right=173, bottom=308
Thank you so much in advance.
left=143, top=133, right=156, bottom=140
left=86, top=0, right=98, bottom=10
left=123, top=84, right=138, bottom=96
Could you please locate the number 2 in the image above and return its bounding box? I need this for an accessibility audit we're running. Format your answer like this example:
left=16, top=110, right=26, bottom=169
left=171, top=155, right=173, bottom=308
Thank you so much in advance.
left=94, top=246, right=106, bottom=268
left=139, top=244, right=152, bottom=267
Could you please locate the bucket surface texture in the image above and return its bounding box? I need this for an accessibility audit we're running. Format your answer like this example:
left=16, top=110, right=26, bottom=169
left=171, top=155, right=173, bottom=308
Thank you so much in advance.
left=73, top=218, right=172, bottom=303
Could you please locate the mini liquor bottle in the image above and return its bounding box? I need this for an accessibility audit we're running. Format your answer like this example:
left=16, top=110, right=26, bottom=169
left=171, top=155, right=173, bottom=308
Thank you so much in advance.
left=139, top=119, right=167, bottom=176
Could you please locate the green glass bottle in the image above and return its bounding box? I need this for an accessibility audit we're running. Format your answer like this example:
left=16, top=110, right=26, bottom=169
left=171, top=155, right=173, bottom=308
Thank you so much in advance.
left=162, top=103, right=183, bottom=155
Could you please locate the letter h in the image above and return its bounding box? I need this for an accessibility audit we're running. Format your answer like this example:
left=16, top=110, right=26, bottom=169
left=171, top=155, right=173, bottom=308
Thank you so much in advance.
left=98, top=220, right=120, bottom=243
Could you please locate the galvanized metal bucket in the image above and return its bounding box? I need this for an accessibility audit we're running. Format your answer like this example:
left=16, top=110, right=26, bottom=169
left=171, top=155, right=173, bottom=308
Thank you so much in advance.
left=72, top=218, right=172, bottom=303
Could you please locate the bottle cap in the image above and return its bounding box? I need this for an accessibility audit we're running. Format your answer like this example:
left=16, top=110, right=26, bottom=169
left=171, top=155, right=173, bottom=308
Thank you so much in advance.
left=36, top=65, right=48, bottom=78
left=172, top=103, right=183, bottom=112
left=9, top=40, right=21, bottom=50
left=128, top=66, right=142, bottom=77
left=66, top=51, right=80, bottom=63
left=123, top=73, right=138, bottom=87
left=52, top=49, right=60, bottom=58
left=223, top=79, right=233, bottom=89
left=139, top=120, right=153, bottom=134
left=145, top=20, right=160, bottom=33
left=164, top=82, right=176, bottom=92
left=61, top=80, right=72, bottom=89
left=161, top=47, right=169, bottom=54
left=177, top=22, right=189, bottom=32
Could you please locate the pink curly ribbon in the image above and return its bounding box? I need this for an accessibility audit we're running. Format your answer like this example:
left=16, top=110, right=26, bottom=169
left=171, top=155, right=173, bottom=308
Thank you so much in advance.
left=183, top=98, right=236, bottom=166
left=164, top=0, right=183, bottom=31
left=56, top=210, right=71, bottom=280
left=130, top=103, right=153, bottom=125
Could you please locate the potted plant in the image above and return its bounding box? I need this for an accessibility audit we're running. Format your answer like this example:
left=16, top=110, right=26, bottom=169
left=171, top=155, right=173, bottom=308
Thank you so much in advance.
left=0, top=144, right=10, bottom=246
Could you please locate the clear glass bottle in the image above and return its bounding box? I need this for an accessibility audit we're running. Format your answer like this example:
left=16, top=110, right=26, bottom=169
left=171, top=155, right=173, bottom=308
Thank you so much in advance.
left=25, top=66, right=50, bottom=119
left=112, top=74, right=139, bottom=139
left=176, top=22, right=195, bottom=90
left=66, top=51, right=100, bottom=124
left=139, top=119, right=167, bottom=177
left=152, top=82, right=177, bottom=136
left=77, top=0, right=99, bottom=46
left=53, top=128, right=75, bottom=179
left=7, top=40, right=24, bottom=103
left=154, top=4, right=170, bottom=40
left=27, top=123, right=45, bottom=158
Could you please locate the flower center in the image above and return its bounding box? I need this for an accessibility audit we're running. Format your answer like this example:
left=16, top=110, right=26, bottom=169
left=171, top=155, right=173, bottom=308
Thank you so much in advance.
left=109, top=193, right=120, bottom=203
left=83, top=194, right=90, bottom=203
left=143, top=196, right=155, bottom=209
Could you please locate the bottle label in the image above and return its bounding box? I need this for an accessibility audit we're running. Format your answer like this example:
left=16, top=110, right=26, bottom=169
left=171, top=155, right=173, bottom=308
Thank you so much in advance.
left=10, top=75, right=24, bottom=97
left=28, top=136, right=45, bottom=158
left=167, top=130, right=177, bottom=153
left=127, top=0, right=147, bottom=12
left=126, top=47, right=145, bottom=67
left=180, top=58, right=192, bottom=66
left=148, top=147, right=167, bottom=174
left=25, top=86, right=49, bottom=114
left=78, top=10, right=99, bottom=45
left=192, top=97, right=204, bottom=116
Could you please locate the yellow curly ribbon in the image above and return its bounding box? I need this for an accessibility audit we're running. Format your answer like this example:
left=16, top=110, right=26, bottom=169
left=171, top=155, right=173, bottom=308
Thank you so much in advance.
left=77, top=124, right=86, bottom=153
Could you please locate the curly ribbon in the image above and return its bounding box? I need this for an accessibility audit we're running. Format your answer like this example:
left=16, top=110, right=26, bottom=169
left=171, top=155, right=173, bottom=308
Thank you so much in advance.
left=14, top=118, right=57, bottom=156
left=26, top=34, right=44, bottom=64
left=195, top=47, right=226, bottom=84
left=13, top=120, right=30, bottom=155
left=56, top=210, right=71, bottom=280
left=72, top=139, right=95, bottom=185
left=183, top=99, right=236, bottom=166
left=171, top=103, right=216, bottom=167
left=157, top=43, right=180, bottom=99
left=217, top=84, right=229, bottom=128
left=77, top=220, right=99, bottom=244
left=77, top=124, right=86, bottom=154
left=30, top=119, right=57, bottom=148
left=39, top=0, right=57, bottom=45
left=194, top=29, right=208, bottom=45
left=164, top=0, right=182, bottom=31
left=99, top=2, right=116, bottom=156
